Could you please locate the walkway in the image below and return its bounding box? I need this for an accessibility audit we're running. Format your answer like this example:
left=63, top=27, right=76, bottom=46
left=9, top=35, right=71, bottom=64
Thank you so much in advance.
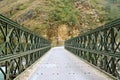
left=15, top=47, right=113, bottom=80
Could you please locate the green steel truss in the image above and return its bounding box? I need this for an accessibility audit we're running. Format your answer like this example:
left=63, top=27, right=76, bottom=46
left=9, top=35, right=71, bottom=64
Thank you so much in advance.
left=65, top=18, right=120, bottom=79
left=0, top=14, right=51, bottom=80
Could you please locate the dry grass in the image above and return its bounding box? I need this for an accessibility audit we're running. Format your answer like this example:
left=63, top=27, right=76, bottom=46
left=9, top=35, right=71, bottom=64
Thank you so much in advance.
left=0, top=0, right=30, bottom=14
left=0, top=0, right=106, bottom=45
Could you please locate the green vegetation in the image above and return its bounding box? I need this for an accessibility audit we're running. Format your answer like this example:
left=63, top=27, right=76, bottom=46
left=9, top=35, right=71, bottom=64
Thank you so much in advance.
left=18, top=4, right=28, bottom=10
left=105, top=0, right=120, bottom=21
left=0, top=0, right=120, bottom=45
left=49, top=0, right=80, bottom=26
left=86, top=0, right=120, bottom=22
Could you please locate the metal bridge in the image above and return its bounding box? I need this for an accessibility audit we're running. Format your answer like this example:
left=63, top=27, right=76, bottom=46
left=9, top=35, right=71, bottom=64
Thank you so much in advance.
left=0, top=14, right=119, bottom=80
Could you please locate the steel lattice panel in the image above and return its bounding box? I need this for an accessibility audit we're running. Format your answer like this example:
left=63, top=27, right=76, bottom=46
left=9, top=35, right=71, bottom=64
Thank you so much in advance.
left=65, top=18, right=120, bottom=79
left=0, top=14, right=51, bottom=80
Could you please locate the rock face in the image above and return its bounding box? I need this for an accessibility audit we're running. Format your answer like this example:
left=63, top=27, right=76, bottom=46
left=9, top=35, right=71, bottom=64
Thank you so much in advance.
left=75, top=0, right=104, bottom=29
left=17, top=9, right=36, bottom=23
left=0, top=0, right=106, bottom=46
left=58, top=25, right=68, bottom=46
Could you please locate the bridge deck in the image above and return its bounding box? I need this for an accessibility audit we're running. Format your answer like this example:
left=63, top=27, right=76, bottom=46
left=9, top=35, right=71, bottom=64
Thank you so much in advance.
left=15, top=47, right=113, bottom=80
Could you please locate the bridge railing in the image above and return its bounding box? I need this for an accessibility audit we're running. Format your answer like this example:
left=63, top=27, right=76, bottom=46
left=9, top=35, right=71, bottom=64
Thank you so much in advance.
left=65, top=18, right=120, bottom=79
left=0, top=14, right=51, bottom=80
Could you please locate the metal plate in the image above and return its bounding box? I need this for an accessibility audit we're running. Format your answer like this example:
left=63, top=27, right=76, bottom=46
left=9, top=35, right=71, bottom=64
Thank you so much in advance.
left=16, top=47, right=114, bottom=80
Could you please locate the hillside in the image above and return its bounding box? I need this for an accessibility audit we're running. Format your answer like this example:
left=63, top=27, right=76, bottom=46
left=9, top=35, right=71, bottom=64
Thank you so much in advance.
left=0, top=0, right=120, bottom=46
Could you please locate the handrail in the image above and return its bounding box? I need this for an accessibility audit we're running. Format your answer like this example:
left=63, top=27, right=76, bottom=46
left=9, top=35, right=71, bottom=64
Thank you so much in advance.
left=0, top=14, right=51, bottom=80
left=0, top=14, right=51, bottom=43
left=65, top=18, right=120, bottom=79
